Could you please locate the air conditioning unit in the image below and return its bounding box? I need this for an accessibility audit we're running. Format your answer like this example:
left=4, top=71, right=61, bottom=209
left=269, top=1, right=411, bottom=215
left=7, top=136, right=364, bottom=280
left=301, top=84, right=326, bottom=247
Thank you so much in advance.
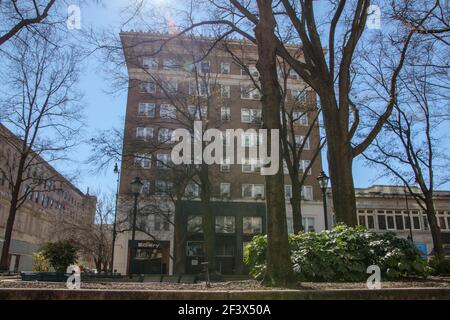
left=254, top=166, right=261, bottom=173
left=221, top=114, right=231, bottom=121
left=254, top=193, right=263, bottom=200
left=221, top=164, right=230, bottom=172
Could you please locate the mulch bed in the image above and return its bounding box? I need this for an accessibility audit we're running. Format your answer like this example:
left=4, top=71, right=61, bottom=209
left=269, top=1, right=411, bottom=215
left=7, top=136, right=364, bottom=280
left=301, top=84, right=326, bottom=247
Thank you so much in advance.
left=0, top=277, right=449, bottom=291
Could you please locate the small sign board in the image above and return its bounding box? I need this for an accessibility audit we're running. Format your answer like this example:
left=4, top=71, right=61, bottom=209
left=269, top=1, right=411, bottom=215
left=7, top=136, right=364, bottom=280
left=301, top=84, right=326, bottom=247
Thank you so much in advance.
left=191, top=260, right=198, bottom=266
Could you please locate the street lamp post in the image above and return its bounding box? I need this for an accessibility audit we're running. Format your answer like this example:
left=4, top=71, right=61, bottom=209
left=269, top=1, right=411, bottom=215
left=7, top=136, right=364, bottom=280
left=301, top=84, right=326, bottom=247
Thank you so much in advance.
left=317, top=171, right=330, bottom=230
left=110, top=163, right=120, bottom=274
left=128, top=176, right=143, bottom=278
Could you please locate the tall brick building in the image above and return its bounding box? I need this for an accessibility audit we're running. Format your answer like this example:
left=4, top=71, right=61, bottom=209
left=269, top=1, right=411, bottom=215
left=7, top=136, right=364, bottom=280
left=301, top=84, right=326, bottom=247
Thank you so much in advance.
left=113, top=32, right=325, bottom=275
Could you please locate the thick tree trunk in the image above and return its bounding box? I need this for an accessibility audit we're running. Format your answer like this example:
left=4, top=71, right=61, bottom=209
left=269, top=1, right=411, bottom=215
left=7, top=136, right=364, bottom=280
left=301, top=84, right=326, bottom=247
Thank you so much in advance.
left=290, top=194, right=303, bottom=234
left=424, top=195, right=443, bottom=255
left=320, top=95, right=357, bottom=226
left=199, top=165, right=216, bottom=273
left=173, top=198, right=186, bottom=274
left=255, top=0, right=294, bottom=286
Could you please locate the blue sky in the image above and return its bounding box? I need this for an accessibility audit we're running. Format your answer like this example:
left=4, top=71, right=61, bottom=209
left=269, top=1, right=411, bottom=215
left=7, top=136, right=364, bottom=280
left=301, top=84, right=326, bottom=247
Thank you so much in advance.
left=57, top=0, right=406, bottom=195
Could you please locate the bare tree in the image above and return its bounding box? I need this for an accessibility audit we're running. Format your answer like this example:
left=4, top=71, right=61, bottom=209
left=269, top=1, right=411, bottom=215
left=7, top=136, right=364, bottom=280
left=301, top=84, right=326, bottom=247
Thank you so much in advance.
left=54, top=192, right=114, bottom=272
left=0, top=29, right=83, bottom=271
left=0, top=0, right=57, bottom=46
left=362, top=40, right=450, bottom=254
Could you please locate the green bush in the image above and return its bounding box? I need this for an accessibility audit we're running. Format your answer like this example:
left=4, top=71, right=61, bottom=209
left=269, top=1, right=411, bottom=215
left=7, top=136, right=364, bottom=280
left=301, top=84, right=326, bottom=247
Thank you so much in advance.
left=244, top=224, right=430, bottom=282
left=32, top=252, right=50, bottom=272
left=429, top=254, right=450, bottom=275
left=39, top=240, right=78, bottom=273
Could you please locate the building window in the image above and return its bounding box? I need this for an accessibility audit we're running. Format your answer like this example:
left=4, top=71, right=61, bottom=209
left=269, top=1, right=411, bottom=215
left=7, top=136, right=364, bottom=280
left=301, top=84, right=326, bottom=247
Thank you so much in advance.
left=163, top=58, right=177, bottom=70
left=187, top=216, right=203, bottom=233
left=221, top=85, right=230, bottom=98
left=220, top=183, right=230, bottom=198
left=241, top=108, right=262, bottom=123
left=161, top=79, right=178, bottom=93
left=134, top=154, right=151, bottom=169
left=140, top=81, right=156, bottom=93
left=221, top=107, right=231, bottom=121
left=158, top=128, right=173, bottom=143
left=241, top=65, right=259, bottom=77
left=136, top=127, right=153, bottom=141
left=301, top=186, right=313, bottom=200
left=294, top=135, right=310, bottom=150
left=220, top=163, right=231, bottom=172
left=189, top=80, right=209, bottom=96
left=291, top=89, right=307, bottom=103
left=242, top=184, right=264, bottom=199
left=160, top=104, right=176, bottom=119
left=293, top=111, right=308, bottom=126
left=284, top=185, right=292, bottom=199
left=155, top=180, right=173, bottom=194
left=186, top=241, right=205, bottom=256
left=138, top=103, right=156, bottom=117
left=141, top=180, right=151, bottom=195
left=215, top=216, right=235, bottom=233
left=221, top=62, right=230, bottom=74
left=240, top=86, right=260, bottom=100
left=200, top=61, right=210, bottom=73
left=243, top=216, right=262, bottom=234
left=143, top=57, right=158, bottom=70
left=188, top=105, right=207, bottom=120
left=185, top=183, right=199, bottom=197
left=241, top=158, right=260, bottom=173
left=156, top=153, right=171, bottom=169
left=302, top=217, right=315, bottom=232
left=299, top=160, right=312, bottom=175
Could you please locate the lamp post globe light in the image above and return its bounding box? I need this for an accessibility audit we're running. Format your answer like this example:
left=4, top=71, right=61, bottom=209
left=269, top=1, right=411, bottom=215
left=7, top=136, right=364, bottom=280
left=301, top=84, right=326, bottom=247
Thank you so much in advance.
left=128, top=176, right=143, bottom=278
left=317, top=171, right=330, bottom=230
left=110, top=163, right=120, bottom=274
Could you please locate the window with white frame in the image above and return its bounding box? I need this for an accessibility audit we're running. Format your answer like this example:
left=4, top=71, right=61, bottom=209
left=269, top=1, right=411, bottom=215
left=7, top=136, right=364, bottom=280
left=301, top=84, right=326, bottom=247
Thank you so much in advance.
left=294, top=135, right=310, bottom=150
left=302, top=217, right=315, bottom=232
left=189, top=80, right=209, bottom=96
left=242, top=184, right=264, bottom=199
left=134, top=154, right=151, bottom=169
left=301, top=185, right=313, bottom=200
left=240, top=86, right=260, bottom=100
left=143, top=57, right=158, bottom=70
left=188, top=105, right=208, bottom=120
left=163, top=58, right=177, bottom=70
left=160, top=104, right=176, bottom=119
left=156, top=153, right=171, bottom=169
left=136, top=127, right=153, bottom=141
left=220, top=183, right=231, bottom=197
left=243, top=216, right=262, bottom=234
left=187, top=216, right=203, bottom=233
left=291, top=89, right=307, bottom=103
left=140, top=81, right=156, bottom=93
left=241, top=108, right=262, bottom=123
left=161, top=79, right=178, bottom=93
left=289, top=69, right=299, bottom=80
left=293, top=111, right=308, bottom=125
left=138, top=103, right=155, bottom=117
left=241, top=158, right=260, bottom=173
left=215, top=216, right=235, bottom=233
left=185, top=182, right=199, bottom=197
left=155, top=180, right=173, bottom=194
left=200, top=61, right=210, bottom=73
left=158, top=128, right=174, bottom=143
left=221, top=107, right=231, bottom=121
left=357, top=209, right=426, bottom=231
left=285, top=185, right=292, bottom=199
left=221, top=62, right=230, bottom=74
left=299, top=160, right=312, bottom=175
left=221, top=85, right=230, bottom=98
left=141, top=180, right=151, bottom=195
left=240, top=65, right=259, bottom=77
